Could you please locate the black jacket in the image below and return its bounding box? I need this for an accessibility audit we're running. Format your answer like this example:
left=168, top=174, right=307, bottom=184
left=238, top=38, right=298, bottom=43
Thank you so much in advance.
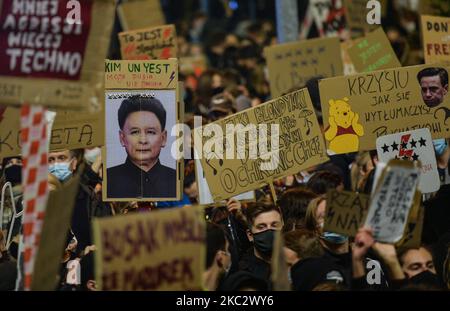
left=107, top=158, right=176, bottom=198
left=237, top=248, right=272, bottom=285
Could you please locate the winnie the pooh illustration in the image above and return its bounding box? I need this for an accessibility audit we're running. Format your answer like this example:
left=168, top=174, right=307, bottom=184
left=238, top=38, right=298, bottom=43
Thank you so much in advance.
left=325, top=97, right=364, bottom=154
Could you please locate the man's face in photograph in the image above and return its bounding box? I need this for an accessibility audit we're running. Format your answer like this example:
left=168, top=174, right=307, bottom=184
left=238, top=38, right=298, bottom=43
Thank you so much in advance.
left=119, top=111, right=167, bottom=165
left=420, top=75, right=448, bottom=108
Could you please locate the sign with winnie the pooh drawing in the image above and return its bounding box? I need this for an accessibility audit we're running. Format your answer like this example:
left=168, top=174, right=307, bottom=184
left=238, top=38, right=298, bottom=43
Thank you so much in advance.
left=319, top=64, right=450, bottom=154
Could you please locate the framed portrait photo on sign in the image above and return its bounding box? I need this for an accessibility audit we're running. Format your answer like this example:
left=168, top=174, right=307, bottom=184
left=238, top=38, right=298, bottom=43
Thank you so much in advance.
left=103, top=59, right=182, bottom=201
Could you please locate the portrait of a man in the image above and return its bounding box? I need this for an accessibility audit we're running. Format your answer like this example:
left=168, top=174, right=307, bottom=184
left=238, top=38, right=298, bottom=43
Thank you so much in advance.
left=417, top=67, right=448, bottom=108
left=106, top=95, right=176, bottom=198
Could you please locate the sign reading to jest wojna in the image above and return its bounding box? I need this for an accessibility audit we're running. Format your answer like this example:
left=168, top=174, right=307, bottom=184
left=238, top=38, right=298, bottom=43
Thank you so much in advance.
left=119, top=24, right=177, bottom=60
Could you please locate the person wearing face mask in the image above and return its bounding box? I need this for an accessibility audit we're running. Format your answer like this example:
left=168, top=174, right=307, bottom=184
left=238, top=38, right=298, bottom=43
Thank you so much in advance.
left=48, top=149, right=111, bottom=253
left=1, top=157, right=24, bottom=238
left=296, top=199, right=388, bottom=290
left=235, top=202, right=283, bottom=285
left=203, top=223, right=232, bottom=291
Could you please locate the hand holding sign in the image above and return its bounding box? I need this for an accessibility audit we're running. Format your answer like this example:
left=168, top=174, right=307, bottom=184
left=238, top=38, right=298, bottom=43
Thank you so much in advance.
left=364, top=159, right=420, bottom=244
left=376, top=128, right=440, bottom=193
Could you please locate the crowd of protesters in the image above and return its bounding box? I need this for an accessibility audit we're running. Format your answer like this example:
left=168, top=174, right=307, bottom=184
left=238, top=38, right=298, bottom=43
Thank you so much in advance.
left=1, top=0, right=450, bottom=291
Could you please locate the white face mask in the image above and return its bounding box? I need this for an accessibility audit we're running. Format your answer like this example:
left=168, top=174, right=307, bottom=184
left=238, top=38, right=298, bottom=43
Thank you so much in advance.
left=84, top=147, right=101, bottom=165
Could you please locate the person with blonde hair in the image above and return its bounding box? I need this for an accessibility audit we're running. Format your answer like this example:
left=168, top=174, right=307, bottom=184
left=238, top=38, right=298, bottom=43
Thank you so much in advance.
left=304, top=196, right=327, bottom=234
left=350, top=152, right=374, bottom=192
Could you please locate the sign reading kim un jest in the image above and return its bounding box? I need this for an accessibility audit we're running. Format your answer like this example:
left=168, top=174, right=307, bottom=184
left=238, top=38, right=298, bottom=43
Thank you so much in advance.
left=103, top=59, right=182, bottom=202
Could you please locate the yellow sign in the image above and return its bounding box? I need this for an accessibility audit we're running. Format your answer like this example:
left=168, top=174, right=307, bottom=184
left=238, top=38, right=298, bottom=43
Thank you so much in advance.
left=194, top=88, right=328, bottom=201
left=319, top=64, right=450, bottom=153
left=324, top=190, right=370, bottom=238
left=264, top=37, right=343, bottom=98
left=93, top=206, right=205, bottom=290
left=347, top=28, right=402, bottom=73
left=117, top=0, right=165, bottom=31
left=421, top=15, right=450, bottom=65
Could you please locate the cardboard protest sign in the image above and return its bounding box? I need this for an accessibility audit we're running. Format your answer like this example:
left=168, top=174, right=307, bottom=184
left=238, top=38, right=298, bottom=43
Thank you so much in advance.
left=364, top=160, right=420, bottom=243
left=324, top=190, right=370, bottom=237
left=0, top=0, right=115, bottom=109
left=343, top=0, right=380, bottom=35
left=421, top=15, right=450, bottom=65
left=194, top=88, right=329, bottom=201
left=347, top=28, right=402, bottom=73
left=271, top=230, right=291, bottom=291
left=376, top=128, right=440, bottom=193
left=195, top=156, right=255, bottom=205
left=0, top=106, right=104, bottom=158
left=341, top=40, right=357, bottom=76
left=31, top=172, right=81, bottom=290
left=396, top=200, right=425, bottom=250
left=319, top=64, right=450, bottom=154
left=103, top=59, right=182, bottom=202
left=93, top=206, right=205, bottom=290
left=264, top=37, right=343, bottom=98
left=119, top=24, right=178, bottom=60
left=117, top=0, right=165, bottom=31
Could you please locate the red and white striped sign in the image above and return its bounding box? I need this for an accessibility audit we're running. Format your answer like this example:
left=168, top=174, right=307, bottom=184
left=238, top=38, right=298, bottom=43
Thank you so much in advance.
left=20, top=105, right=50, bottom=290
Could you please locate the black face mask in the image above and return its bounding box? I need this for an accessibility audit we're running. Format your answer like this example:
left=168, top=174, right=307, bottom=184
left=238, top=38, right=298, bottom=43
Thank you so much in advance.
left=252, top=229, right=276, bottom=258
left=212, top=86, right=225, bottom=96
left=409, top=270, right=442, bottom=288
left=4, top=164, right=22, bottom=185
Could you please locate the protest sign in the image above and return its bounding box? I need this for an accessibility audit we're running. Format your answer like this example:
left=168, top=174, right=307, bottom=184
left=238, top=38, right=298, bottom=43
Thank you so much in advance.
left=347, top=28, right=402, bottom=73
left=93, top=206, right=205, bottom=291
left=364, top=160, right=420, bottom=243
left=194, top=88, right=329, bottom=201
left=341, top=41, right=357, bottom=76
left=0, top=106, right=104, bottom=159
left=103, top=59, right=182, bottom=202
left=324, top=190, right=370, bottom=237
left=343, top=0, right=380, bottom=35
left=421, top=15, right=450, bottom=65
left=271, top=230, right=291, bottom=291
left=299, top=0, right=348, bottom=40
left=0, top=0, right=115, bottom=109
left=376, top=128, right=440, bottom=193
left=117, top=0, right=165, bottom=31
left=396, top=198, right=424, bottom=250
left=319, top=64, right=450, bottom=154
left=264, top=37, right=343, bottom=98
left=119, top=24, right=178, bottom=60
left=31, top=172, right=81, bottom=290
left=195, top=156, right=255, bottom=205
